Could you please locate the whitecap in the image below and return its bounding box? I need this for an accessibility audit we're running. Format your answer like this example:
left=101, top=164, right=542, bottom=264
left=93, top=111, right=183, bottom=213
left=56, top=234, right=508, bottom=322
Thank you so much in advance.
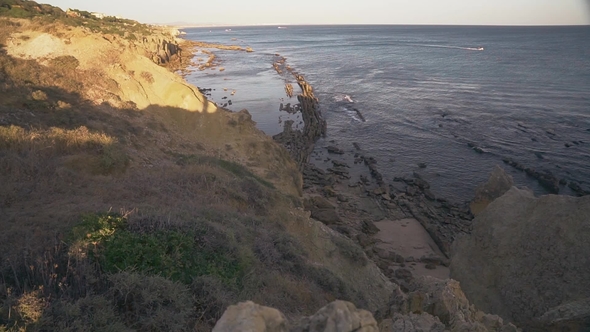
left=333, top=94, right=355, bottom=103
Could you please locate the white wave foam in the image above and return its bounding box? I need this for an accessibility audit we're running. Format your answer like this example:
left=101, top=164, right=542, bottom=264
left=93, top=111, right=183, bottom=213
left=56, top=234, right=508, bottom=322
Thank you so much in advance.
left=333, top=94, right=354, bottom=103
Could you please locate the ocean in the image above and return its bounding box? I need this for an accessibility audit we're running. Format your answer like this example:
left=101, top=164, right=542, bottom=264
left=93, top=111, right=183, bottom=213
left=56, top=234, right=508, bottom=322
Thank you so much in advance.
left=183, top=25, right=590, bottom=203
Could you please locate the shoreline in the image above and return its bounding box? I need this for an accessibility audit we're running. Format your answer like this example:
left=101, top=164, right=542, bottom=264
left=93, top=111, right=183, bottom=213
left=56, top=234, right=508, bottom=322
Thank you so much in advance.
left=181, top=35, right=472, bottom=282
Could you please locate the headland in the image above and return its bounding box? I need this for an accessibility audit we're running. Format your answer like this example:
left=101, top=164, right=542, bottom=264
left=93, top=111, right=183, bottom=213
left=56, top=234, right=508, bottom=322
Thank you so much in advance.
left=1, top=2, right=588, bottom=331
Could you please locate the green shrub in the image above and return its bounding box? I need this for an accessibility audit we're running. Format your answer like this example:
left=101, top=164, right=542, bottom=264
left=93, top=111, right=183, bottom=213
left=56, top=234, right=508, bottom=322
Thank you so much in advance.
left=71, top=213, right=251, bottom=287
left=71, top=213, right=127, bottom=243
left=101, top=230, right=248, bottom=286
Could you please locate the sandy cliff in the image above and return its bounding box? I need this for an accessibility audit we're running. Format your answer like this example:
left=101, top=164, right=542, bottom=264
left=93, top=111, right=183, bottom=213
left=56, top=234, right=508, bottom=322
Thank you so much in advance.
left=0, top=5, right=393, bottom=330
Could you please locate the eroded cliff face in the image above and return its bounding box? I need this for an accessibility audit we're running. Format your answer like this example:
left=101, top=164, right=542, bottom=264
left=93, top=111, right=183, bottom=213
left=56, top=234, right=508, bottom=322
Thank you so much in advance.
left=0, top=15, right=395, bottom=330
left=451, top=187, right=590, bottom=331
left=6, top=23, right=213, bottom=113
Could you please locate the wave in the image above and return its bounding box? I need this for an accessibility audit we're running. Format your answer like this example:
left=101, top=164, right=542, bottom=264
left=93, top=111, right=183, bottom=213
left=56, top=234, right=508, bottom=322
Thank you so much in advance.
left=333, top=94, right=354, bottom=103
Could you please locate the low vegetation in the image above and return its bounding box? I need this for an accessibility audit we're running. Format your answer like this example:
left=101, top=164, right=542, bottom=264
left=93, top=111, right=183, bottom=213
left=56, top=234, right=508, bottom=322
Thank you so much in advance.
left=0, top=0, right=153, bottom=39
left=0, top=1, right=378, bottom=330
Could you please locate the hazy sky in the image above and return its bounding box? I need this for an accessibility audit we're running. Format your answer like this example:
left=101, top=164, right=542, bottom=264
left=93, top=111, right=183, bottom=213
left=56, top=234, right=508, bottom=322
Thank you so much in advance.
left=45, top=0, right=590, bottom=26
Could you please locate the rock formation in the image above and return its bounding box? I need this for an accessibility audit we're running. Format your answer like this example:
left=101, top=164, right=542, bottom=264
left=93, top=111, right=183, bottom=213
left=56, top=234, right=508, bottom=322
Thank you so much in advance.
left=213, top=300, right=378, bottom=332
left=273, top=75, right=327, bottom=169
left=384, top=276, right=519, bottom=332
left=451, top=187, right=590, bottom=331
left=212, top=301, right=288, bottom=332
left=469, top=165, right=513, bottom=215
left=213, top=277, right=520, bottom=332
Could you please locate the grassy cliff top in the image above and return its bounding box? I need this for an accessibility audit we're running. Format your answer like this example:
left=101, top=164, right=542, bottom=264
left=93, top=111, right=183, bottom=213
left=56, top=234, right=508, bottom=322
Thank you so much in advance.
left=0, top=0, right=157, bottom=39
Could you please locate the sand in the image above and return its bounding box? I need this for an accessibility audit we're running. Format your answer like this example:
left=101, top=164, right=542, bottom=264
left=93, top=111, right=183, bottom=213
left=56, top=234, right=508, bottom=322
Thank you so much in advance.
left=374, top=218, right=449, bottom=280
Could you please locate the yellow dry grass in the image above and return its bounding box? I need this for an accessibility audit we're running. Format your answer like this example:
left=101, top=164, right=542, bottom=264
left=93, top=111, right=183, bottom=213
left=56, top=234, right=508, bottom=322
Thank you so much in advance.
left=0, top=125, right=116, bottom=153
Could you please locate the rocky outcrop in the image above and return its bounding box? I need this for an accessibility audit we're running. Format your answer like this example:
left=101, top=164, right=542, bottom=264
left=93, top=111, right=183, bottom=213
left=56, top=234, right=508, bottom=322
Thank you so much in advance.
left=303, top=196, right=342, bottom=225
left=451, top=187, right=590, bottom=331
left=390, top=174, right=473, bottom=257
left=213, top=300, right=377, bottom=332
left=502, top=157, right=561, bottom=194
left=384, top=276, right=519, bottom=332
left=469, top=165, right=513, bottom=215
left=292, top=301, right=378, bottom=332
left=381, top=313, right=445, bottom=332
left=212, top=301, right=288, bottom=332
left=213, top=278, right=520, bottom=332
left=273, top=75, right=327, bottom=169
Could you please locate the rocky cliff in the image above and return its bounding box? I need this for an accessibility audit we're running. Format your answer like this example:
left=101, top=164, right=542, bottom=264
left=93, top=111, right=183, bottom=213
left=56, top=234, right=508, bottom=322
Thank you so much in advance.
left=451, top=187, right=590, bottom=331
left=212, top=276, right=519, bottom=332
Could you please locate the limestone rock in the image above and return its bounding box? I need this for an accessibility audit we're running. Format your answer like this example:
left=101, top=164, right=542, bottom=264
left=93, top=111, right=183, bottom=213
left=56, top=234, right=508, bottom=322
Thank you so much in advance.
left=388, top=276, right=519, bottom=332
left=451, top=187, right=590, bottom=330
left=292, top=300, right=378, bottom=332
left=212, top=301, right=287, bottom=332
left=386, top=313, right=445, bottom=332
left=533, top=297, right=590, bottom=331
left=214, top=301, right=378, bottom=332
left=469, top=165, right=513, bottom=215
left=304, top=196, right=341, bottom=225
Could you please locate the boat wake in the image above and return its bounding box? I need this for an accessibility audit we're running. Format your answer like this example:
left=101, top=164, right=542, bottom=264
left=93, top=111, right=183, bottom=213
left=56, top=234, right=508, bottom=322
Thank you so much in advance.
left=416, top=44, right=484, bottom=51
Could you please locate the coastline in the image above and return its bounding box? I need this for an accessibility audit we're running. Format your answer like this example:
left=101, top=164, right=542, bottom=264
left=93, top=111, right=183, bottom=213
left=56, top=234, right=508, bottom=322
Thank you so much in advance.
left=2, top=7, right=587, bottom=330
left=184, top=34, right=472, bottom=280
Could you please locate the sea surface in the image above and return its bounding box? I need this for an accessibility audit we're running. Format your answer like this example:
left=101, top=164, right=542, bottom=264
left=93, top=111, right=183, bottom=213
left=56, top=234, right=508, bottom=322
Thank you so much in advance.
left=183, top=25, right=590, bottom=203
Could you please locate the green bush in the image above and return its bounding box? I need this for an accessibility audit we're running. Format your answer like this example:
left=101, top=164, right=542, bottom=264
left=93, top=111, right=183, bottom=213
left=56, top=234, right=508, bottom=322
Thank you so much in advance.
left=71, top=213, right=251, bottom=287
left=71, top=213, right=127, bottom=243
left=102, top=230, right=247, bottom=286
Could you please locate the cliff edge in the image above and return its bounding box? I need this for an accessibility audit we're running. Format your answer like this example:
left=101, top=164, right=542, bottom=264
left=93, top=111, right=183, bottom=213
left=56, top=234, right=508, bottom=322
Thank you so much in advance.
left=0, top=3, right=392, bottom=330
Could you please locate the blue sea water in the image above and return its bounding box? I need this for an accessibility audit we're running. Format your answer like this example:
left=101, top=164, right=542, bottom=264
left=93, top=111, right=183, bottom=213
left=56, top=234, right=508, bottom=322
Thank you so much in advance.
left=183, top=25, right=590, bottom=202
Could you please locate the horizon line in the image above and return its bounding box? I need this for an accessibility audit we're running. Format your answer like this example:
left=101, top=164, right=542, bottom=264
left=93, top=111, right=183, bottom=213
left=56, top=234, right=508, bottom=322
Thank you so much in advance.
left=169, top=22, right=590, bottom=28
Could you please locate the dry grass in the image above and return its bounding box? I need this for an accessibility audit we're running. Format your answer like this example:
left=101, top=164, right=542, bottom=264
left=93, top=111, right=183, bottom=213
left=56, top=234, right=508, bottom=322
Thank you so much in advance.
left=0, top=125, right=115, bottom=153
left=0, top=6, right=379, bottom=331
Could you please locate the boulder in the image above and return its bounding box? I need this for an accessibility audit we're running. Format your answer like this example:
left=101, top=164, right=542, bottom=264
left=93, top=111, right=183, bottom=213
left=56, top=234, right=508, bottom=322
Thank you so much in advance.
left=214, top=300, right=378, bottom=332
left=212, top=301, right=287, bottom=332
left=469, top=165, right=513, bottom=215
left=451, top=187, right=590, bottom=330
left=292, top=300, right=378, bottom=332
left=384, top=313, right=445, bottom=332
left=533, top=297, right=590, bottom=331
left=303, top=196, right=341, bottom=225
left=388, top=276, right=519, bottom=332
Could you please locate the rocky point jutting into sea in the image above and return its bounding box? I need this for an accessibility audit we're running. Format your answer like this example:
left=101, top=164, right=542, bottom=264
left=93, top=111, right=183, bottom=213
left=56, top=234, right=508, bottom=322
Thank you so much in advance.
left=0, top=2, right=588, bottom=331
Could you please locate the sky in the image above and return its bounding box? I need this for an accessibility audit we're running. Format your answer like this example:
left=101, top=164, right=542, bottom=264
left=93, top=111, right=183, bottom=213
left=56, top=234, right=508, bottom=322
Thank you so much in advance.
left=44, top=0, right=590, bottom=26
